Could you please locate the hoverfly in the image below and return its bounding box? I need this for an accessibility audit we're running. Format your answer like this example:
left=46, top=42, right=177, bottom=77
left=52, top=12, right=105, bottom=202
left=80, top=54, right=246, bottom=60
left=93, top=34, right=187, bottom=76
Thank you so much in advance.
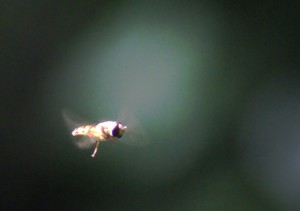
left=62, top=109, right=146, bottom=157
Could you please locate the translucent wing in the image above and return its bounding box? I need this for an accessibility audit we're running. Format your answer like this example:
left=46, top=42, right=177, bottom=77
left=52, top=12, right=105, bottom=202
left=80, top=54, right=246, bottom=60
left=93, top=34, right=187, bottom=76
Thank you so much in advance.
left=122, top=124, right=149, bottom=147
left=62, top=109, right=92, bottom=129
left=72, top=136, right=96, bottom=149
left=117, top=108, right=150, bottom=146
left=62, top=109, right=96, bottom=149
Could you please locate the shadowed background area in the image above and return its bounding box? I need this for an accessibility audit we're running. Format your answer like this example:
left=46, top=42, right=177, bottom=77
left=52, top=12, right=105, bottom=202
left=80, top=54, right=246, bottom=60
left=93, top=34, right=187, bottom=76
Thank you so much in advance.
left=1, top=0, right=299, bottom=210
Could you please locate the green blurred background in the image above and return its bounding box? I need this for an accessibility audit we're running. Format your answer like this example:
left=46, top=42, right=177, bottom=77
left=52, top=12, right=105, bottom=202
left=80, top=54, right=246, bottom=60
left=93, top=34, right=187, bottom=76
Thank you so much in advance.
left=1, top=0, right=299, bottom=210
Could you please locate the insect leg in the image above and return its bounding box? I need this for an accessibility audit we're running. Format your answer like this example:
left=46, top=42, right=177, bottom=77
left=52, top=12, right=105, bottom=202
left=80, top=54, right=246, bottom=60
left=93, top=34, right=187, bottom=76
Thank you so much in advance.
left=91, top=141, right=100, bottom=157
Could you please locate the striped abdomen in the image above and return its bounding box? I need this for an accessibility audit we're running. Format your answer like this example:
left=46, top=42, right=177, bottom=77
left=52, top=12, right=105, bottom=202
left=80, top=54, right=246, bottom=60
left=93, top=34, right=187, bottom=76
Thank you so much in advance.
left=72, top=125, right=102, bottom=138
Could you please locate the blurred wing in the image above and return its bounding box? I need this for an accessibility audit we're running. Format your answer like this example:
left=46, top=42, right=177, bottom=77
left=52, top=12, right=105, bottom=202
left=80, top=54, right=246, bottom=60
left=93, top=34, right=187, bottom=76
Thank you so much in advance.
left=73, top=137, right=96, bottom=149
left=117, top=108, right=150, bottom=146
left=62, top=109, right=96, bottom=149
left=62, top=109, right=92, bottom=130
left=122, top=126, right=149, bottom=147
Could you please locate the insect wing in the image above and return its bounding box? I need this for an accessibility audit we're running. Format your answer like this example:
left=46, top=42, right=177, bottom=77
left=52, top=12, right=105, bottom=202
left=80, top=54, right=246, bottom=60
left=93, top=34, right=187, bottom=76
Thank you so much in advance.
left=62, top=109, right=96, bottom=149
left=62, top=109, right=92, bottom=129
left=73, top=136, right=95, bottom=149
left=122, top=125, right=149, bottom=147
left=117, top=108, right=149, bottom=146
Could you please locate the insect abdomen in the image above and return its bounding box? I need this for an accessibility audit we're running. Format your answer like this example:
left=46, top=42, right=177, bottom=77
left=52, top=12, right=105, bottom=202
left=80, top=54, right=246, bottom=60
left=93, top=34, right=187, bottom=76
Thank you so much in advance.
left=72, top=125, right=94, bottom=136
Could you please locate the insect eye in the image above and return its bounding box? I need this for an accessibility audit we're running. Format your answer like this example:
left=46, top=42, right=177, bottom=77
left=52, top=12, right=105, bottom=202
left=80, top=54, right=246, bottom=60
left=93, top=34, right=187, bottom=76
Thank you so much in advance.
left=112, top=125, right=123, bottom=138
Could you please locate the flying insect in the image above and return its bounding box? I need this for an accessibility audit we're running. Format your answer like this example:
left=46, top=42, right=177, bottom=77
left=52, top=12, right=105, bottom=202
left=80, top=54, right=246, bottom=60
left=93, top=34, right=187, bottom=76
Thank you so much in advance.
left=62, top=110, right=128, bottom=157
